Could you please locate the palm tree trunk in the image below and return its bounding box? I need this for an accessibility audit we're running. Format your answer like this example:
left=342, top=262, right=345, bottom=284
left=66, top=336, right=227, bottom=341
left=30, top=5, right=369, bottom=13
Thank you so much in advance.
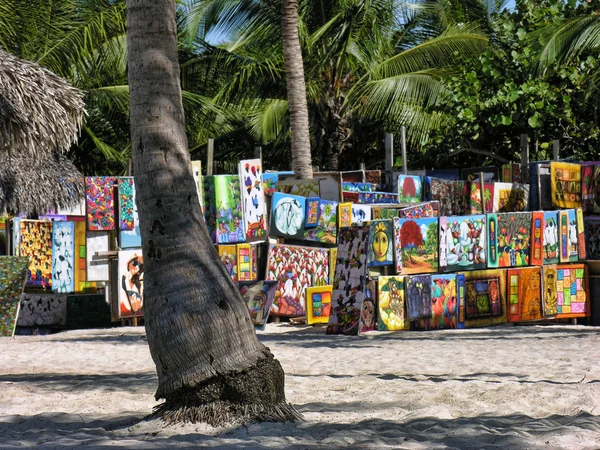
left=126, top=0, right=299, bottom=425
left=281, top=0, right=313, bottom=179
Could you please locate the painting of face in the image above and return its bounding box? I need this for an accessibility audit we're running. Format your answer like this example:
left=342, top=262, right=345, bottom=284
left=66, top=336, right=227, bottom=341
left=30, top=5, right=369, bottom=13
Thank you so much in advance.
left=368, top=220, right=393, bottom=267
left=377, top=276, right=407, bottom=331
left=118, top=250, right=144, bottom=318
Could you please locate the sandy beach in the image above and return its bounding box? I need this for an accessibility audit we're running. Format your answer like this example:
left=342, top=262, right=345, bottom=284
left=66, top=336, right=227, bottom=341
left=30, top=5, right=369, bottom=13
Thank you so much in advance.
left=1, top=324, right=600, bottom=449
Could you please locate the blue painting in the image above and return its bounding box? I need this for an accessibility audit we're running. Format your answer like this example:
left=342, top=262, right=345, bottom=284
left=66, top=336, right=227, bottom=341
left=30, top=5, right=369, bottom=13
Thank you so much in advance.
left=269, top=192, right=306, bottom=240
left=52, top=221, right=75, bottom=293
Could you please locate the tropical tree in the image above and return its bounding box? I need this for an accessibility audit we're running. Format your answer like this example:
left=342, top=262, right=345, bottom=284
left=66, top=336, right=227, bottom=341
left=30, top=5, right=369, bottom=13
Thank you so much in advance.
left=126, top=0, right=299, bottom=425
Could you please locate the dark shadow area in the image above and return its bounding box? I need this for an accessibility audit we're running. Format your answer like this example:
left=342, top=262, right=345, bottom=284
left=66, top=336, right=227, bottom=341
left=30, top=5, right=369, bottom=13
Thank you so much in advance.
left=37, top=333, right=148, bottom=345
left=0, top=372, right=157, bottom=393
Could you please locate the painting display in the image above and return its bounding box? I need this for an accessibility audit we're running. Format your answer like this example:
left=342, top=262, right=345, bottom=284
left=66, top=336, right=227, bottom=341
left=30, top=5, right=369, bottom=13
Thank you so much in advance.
left=367, top=220, right=394, bottom=267
left=458, top=269, right=507, bottom=328
left=439, top=215, right=487, bottom=273
left=118, top=249, right=144, bottom=319
left=20, top=220, right=53, bottom=287
left=305, top=285, right=333, bottom=325
left=360, top=277, right=377, bottom=333
left=269, top=192, right=305, bottom=240
left=542, top=265, right=558, bottom=317
left=469, top=182, right=495, bottom=214
left=74, top=221, right=96, bottom=293
left=551, top=161, right=581, bottom=208
left=558, top=210, right=579, bottom=263
left=52, top=221, right=75, bottom=293
left=338, top=203, right=353, bottom=228
left=492, top=183, right=529, bottom=212
left=203, top=175, right=245, bottom=244
left=240, top=280, right=277, bottom=330
left=412, top=274, right=458, bottom=330
left=86, top=231, right=110, bottom=281
left=495, top=212, right=532, bottom=268
left=399, top=202, right=438, bottom=219
left=530, top=212, right=544, bottom=266
left=118, top=177, right=135, bottom=230
left=305, top=197, right=319, bottom=228
left=377, top=276, right=408, bottom=331
left=394, top=217, right=438, bottom=274
left=17, top=293, right=68, bottom=327
left=576, top=208, right=586, bottom=261
left=304, top=200, right=338, bottom=244
left=358, top=192, right=398, bottom=204
left=326, top=226, right=370, bottom=335
left=426, top=177, right=453, bottom=216
left=266, top=244, right=329, bottom=316
left=86, top=176, right=116, bottom=231
left=351, top=204, right=371, bottom=224
left=405, top=274, right=432, bottom=321
left=397, top=175, right=423, bottom=203
left=555, top=264, right=588, bottom=318
left=507, top=267, right=543, bottom=322
left=237, top=243, right=256, bottom=282
left=0, top=257, right=30, bottom=337
left=239, top=159, right=267, bottom=241
left=543, top=211, right=559, bottom=264
left=217, top=245, right=238, bottom=284
left=584, top=218, right=600, bottom=260
left=275, top=178, right=320, bottom=198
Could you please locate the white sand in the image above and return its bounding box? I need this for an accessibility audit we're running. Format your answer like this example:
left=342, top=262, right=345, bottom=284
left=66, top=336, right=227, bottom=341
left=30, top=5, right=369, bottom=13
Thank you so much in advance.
left=1, top=324, right=600, bottom=449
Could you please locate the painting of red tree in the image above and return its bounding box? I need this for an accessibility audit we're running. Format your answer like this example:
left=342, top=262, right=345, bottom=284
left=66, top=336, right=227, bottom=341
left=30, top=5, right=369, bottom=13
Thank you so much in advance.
left=400, top=220, right=423, bottom=248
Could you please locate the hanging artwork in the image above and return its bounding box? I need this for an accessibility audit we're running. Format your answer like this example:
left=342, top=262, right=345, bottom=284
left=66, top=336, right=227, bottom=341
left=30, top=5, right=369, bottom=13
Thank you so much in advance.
left=399, top=202, right=438, bottom=219
left=119, top=182, right=142, bottom=249
left=398, top=175, right=423, bottom=203
left=240, top=280, right=277, bottom=330
left=118, top=177, right=135, bottom=230
left=458, top=269, right=507, bottom=328
left=492, top=183, right=529, bottom=212
left=217, top=245, right=238, bottom=283
left=495, top=212, right=532, bottom=268
left=359, top=277, right=377, bottom=333
left=580, top=163, right=600, bottom=213
left=237, top=243, right=256, bottom=282
left=551, top=161, right=582, bottom=208
left=338, top=203, right=353, bottom=228
left=239, top=159, right=267, bottom=241
left=439, top=215, right=487, bottom=273
left=305, top=197, right=319, bottom=228
left=19, top=220, right=53, bottom=287
left=0, top=257, right=30, bottom=337
left=305, top=285, right=333, bottom=325
left=304, top=199, right=338, bottom=244
left=367, top=220, right=394, bottom=267
left=86, top=231, right=110, bottom=282
left=266, top=244, right=329, bottom=316
left=543, top=211, right=559, bottom=264
left=118, top=249, right=144, bottom=319
left=351, top=204, right=371, bottom=224
left=584, top=218, right=600, bottom=260
left=530, top=212, right=544, bottom=266
left=86, top=176, right=116, bottom=231
left=507, top=267, right=543, bottom=322
left=469, top=182, right=495, bottom=214
left=326, top=226, right=370, bottom=335
left=542, top=265, right=558, bottom=317
left=555, top=264, right=588, bottom=318
left=377, top=276, right=408, bottom=331
left=74, top=221, right=96, bottom=293
left=17, top=293, right=68, bottom=327
left=269, top=192, right=305, bottom=240
left=394, top=217, right=438, bottom=274
left=405, top=275, right=433, bottom=321
left=576, top=208, right=586, bottom=261
left=52, top=221, right=75, bottom=293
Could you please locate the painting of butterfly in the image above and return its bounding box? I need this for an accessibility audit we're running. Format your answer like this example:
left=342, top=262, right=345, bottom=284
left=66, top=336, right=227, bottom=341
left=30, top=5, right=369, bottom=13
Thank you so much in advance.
left=239, top=159, right=267, bottom=241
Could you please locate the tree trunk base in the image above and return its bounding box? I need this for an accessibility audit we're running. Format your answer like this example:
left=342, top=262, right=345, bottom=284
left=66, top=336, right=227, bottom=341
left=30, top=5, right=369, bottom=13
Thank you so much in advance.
left=151, top=354, right=303, bottom=426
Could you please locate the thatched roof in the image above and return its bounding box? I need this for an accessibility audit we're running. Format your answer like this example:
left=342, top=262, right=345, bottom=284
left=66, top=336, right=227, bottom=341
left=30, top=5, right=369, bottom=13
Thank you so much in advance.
left=0, top=50, right=85, bottom=156
left=0, top=151, right=84, bottom=215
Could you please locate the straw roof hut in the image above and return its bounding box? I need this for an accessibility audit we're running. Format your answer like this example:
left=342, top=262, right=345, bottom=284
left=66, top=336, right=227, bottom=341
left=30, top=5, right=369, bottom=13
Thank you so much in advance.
left=0, top=49, right=85, bottom=156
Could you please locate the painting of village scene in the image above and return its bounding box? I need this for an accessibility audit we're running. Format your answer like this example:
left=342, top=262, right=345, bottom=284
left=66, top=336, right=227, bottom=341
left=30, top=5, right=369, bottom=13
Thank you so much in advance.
left=394, top=217, right=438, bottom=274
left=202, top=175, right=245, bottom=244
left=304, top=200, right=338, bottom=244
left=496, top=212, right=532, bottom=268
left=439, top=215, right=487, bottom=272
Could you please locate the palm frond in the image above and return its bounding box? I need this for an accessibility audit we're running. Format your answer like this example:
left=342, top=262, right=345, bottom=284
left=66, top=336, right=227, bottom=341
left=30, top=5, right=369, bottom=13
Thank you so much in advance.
left=246, top=99, right=289, bottom=144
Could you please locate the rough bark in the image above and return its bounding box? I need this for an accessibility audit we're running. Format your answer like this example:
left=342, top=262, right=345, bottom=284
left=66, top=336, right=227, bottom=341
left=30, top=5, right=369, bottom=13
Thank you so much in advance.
left=126, top=0, right=299, bottom=425
left=281, top=0, right=313, bottom=179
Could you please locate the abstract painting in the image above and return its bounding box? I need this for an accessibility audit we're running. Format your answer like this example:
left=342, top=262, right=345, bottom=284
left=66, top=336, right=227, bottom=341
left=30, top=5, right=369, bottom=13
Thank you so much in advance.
left=458, top=269, right=507, bottom=328
left=530, top=212, right=544, bottom=266
left=239, top=159, right=268, bottom=241
left=399, top=202, right=438, bottom=219
left=551, top=161, right=582, bottom=208
left=543, top=211, right=559, bottom=264
left=86, top=176, right=116, bottom=231
left=405, top=274, right=432, bottom=321
left=358, top=192, right=398, bottom=204
left=0, top=257, right=30, bottom=336
left=217, top=245, right=238, bottom=283
left=492, top=183, right=529, bottom=212
left=429, top=274, right=458, bottom=329
left=74, top=221, right=96, bottom=293
left=52, top=221, right=74, bottom=293
left=584, top=218, right=600, bottom=260
left=326, top=226, right=370, bottom=335
left=398, top=175, right=423, bottom=203
left=17, top=293, right=68, bottom=327
left=469, top=182, right=495, bottom=214
left=86, top=231, right=110, bottom=282
left=367, top=220, right=394, bottom=267
left=266, top=244, right=329, bottom=316
left=118, top=249, right=144, bottom=318
left=338, top=203, right=353, bottom=228
left=240, top=280, right=277, bottom=330
left=576, top=208, right=586, bottom=261
left=118, top=177, right=135, bottom=230
left=305, top=285, right=333, bottom=325
left=426, top=177, right=453, bottom=216
left=237, top=243, right=256, bottom=282
left=439, top=215, right=487, bottom=273
left=377, top=276, right=408, bottom=331
left=507, top=267, right=543, bottom=322
left=204, top=175, right=246, bottom=244
left=394, top=217, right=438, bottom=274
left=269, top=192, right=305, bottom=240
left=542, top=265, right=558, bottom=317
left=119, top=186, right=142, bottom=249
left=555, top=264, right=588, bottom=318
left=359, top=277, right=377, bottom=333
left=304, top=199, right=338, bottom=244
left=351, top=204, right=371, bottom=225
left=580, top=162, right=600, bottom=213
left=19, top=220, right=53, bottom=287
left=305, top=197, right=319, bottom=228
left=495, top=212, right=532, bottom=268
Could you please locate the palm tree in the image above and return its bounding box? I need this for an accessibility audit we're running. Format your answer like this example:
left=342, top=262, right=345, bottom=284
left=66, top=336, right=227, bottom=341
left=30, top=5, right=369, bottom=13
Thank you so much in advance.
left=126, top=0, right=299, bottom=425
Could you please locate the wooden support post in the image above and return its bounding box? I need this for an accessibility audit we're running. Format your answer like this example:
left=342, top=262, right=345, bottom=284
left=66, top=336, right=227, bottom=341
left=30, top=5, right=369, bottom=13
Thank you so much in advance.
left=254, top=146, right=262, bottom=160
left=537, top=167, right=542, bottom=211
left=359, top=162, right=366, bottom=171
left=385, top=133, right=394, bottom=189
left=400, top=126, right=407, bottom=175
left=127, top=158, right=133, bottom=177
left=553, top=140, right=560, bottom=161
left=206, top=138, right=214, bottom=176
left=479, top=172, right=486, bottom=214
left=520, top=134, right=529, bottom=183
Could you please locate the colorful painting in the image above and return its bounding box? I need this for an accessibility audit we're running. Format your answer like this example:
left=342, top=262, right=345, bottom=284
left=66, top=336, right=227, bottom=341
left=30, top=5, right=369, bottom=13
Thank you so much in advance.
left=558, top=210, right=579, bottom=263
left=358, top=192, right=398, bottom=204
left=394, top=217, right=438, bottom=274
left=262, top=172, right=279, bottom=196
left=399, top=202, right=438, bottom=219
left=351, top=204, right=371, bottom=224
left=469, top=182, right=495, bottom=214
left=567, top=208, right=580, bottom=262
left=576, top=208, right=586, bottom=261
left=205, top=175, right=245, bottom=244
left=306, top=286, right=333, bottom=325
left=367, top=220, right=394, bottom=267
left=86, top=231, right=110, bottom=282
left=492, top=183, right=529, bottom=212
left=118, top=249, right=144, bottom=318
left=86, top=176, right=116, bottom=231
left=119, top=184, right=142, bottom=249
left=542, top=265, right=558, bottom=317
left=52, top=221, right=74, bottom=293
left=507, top=267, right=543, bottom=322
left=555, top=264, right=588, bottom=317
left=326, top=226, right=370, bottom=335
left=0, top=257, right=30, bottom=336
left=405, top=275, right=432, bottom=321
left=551, top=161, right=582, bottom=208
left=427, top=177, right=453, bottom=216
left=19, top=220, right=53, bottom=287
left=304, top=200, right=338, bottom=244
left=580, top=162, right=600, bottom=213
left=217, top=245, right=238, bottom=284
left=584, top=218, right=600, bottom=260
left=275, top=178, right=320, bottom=198
left=530, top=212, right=544, bottom=266
left=118, top=177, right=135, bottom=230
left=372, top=207, right=401, bottom=220
left=439, top=215, right=487, bottom=273
left=429, top=274, right=458, bottom=329
left=398, top=175, right=423, bottom=203
left=338, top=203, right=353, bottom=228
left=501, top=163, right=522, bottom=183
left=360, top=277, right=377, bottom=333
left=269, top=192, right=305, bottom=240
left=342, top=182, right=374, bottom=192
left=240, top=280, right=276, bottom=330
left=266, top=244, right=329, bottom=316
left=458, top=269, right=507, bottom=328
left=377, top=276, right=408, bottom=331
left=465, top=278, right=502, bottom=319
left=237, top=243, right=256, bottom=282
left=495, top=212, right=532, bottom=268
left=543, top=211, right=559, bottom=264
left=17, top=293, right=67, bottom=327
left=239, top=159, right=267, bottom=241
left=74, top=221, right=96, bottom=293
left=487, top=213, right=499, bottom=269
left=305, top=197, right=319, bottom=228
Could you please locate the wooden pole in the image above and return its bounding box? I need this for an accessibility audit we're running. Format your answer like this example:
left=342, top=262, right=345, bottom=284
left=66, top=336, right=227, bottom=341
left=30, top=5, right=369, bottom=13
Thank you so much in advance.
left=520, top=134, right=529, bottom=183
left=206, top=138, right=214, bottom=176
left=385, top=133, right=394, bottom=189
left=553, top=140, right=560, bottom=161
left=254, top=146, right=263, bottom=160
left=401, top=126, right=408, bottom=175
left=359, top=162, right=365, bottom=171
left=127, top=158, right=133, bottom=176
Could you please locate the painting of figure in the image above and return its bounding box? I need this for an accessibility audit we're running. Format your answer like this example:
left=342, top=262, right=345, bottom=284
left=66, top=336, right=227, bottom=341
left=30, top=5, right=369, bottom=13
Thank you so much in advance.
left=439, top=215, right=487, bottom=272
left=52, top=221, right=75, bottom=293
left=367, top=220, right=394, bottom=267
left=240, top=281, right=277, bottom=330
left=118, top=250, right=144, bottom=318
left=496, top=212, right=532, bottom=268
left=269, top=192, right=305, bottom=240
left=543, top=211, right=559, bottom=264
left=394, top=217, right=438, bottom=274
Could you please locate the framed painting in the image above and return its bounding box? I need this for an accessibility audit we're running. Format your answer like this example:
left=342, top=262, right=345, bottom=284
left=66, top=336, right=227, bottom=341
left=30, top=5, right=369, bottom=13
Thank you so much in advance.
left=118, top=249, right=144, bottom=319
left=367, top=220, right=394, bottom=267
left=338, top=203, right=353, bottom=229
left=239, top=159, right=267, bottom=241
left=551, top=161, right=582, bottom=208
left=398, top=175, right=423, bottom=203
left=351, top=204, right=371, bottom=225
left=305, top=197, right=319, bottom=228
left=377, top=276, right=408, bottom=331
left=275, top=178, right=320, bottom=198
left=469, top=182, right=495, bottom=214
left=439, top=215, right=487, bottom=273
left=52, top=221, right=75, bottom=293
left=20, top=220, right=53, bottom=287
left=217, top=244, right=238, bottom=284
left=372, top=207, right=401, bottom=220
left=426, top=177, right=453, bottom=216
left=394, top=217, right=438, bottom=274
left=399, top=202, right=438, bottom=219
left=266, top=244, right=329, bottom=316
left=412, top=274, right=458, bottom=330
left=576, top=208, right=586, bottom=261
left=269, top=192, right=305, bottom=240
left=530, top=212, right=544, bottom=266
left=305, top=285, right=333, bottom=325
left=237, top=243, right=256, bottom=282
left=543, top=211, right=559, bottom=264
left=506, top=267, right=543, bottom=322
left=457, top=269, right=507, bottom=328
left=118, top=177, right=135, bottom=230
left=86, top=176, right=116, bottom=231
left=213, top=175, right=246, bottom=244
left=405, top=274, right=432, bottom=321
left=584, top=217, right=600, bottom=260
left=359, top=277, right=377, bottom=334
left=0, top=257, right=30, bottom=337
left=86, top=231, right=110, bottom=282
left=495, top=212, right=532, bottom=268
left=555, top=264, right=588, bottom=318
left=240, top=280, right=277, bottom=330
left=542, top=265, right=558, bottom=317
left=304, top=199, right=338, bottom=244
